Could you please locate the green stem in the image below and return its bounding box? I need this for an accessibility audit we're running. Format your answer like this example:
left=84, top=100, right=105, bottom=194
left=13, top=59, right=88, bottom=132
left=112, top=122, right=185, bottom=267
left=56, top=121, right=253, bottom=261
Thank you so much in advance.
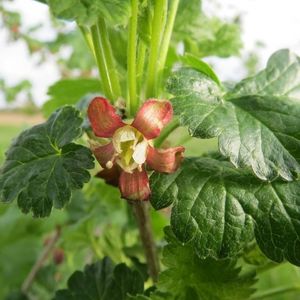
left=154, top=118, right=180, bottom=147
left=127, top=0, right=139, bottom=116
left=157, top=0, right=180, bottom=92
left=137, top=41, right=146, bottom=101
left=145, top=0, right=168, bottom=98
left=79, top=25, right=95, bottom=57
left=251, top=285, right=300, bottom=300
left=256, top=261, right=280, bottom=274
left=97, top=17, right=122, bottom=101
left=90, top=24, right=114, bottom=100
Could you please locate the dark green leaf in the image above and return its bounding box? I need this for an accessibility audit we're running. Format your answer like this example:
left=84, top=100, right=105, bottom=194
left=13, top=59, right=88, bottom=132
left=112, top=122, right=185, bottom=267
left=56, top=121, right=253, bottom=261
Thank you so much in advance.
left=5, top=291, right=29, bottom=300
left=53, top=257, right=144, bottom=300
left=150, top=157, right=300, bottom=266
left=0, top=106, right=94, bottom=217
left=156, top=227, right=256, bottom=300
left=231, top=49, right=300, bottom=99
left=168, top=66, right=300, bottom=181
left=34, top=0, right=48, bottom=4
left=48, top=0, right=131, bottom=27
left=43, top=78, right=101, bottom=116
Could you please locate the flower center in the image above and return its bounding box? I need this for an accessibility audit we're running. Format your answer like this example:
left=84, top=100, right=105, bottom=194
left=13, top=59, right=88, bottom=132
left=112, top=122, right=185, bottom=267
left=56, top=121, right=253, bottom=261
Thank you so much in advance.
left=112, top=125, right=148, bottom=173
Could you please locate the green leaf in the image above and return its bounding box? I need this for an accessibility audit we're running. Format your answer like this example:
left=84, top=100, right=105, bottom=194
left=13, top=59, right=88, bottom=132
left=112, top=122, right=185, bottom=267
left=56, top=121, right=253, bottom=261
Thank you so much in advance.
left=180, top=53, right=221, bottom=85
left=150, top=157, right=300, bottom=266
left=5, top=291, right=29, bottom=300
left=174, top=0, right=202, bottom=35
left=174, top=12, right=242, bottom=59
left=53, top=257, right=144, bottom=300
left=168, top=66, right=300, bottom=181
left=231, top=49, right=300, bottom=99
left=0, top=106, right=94, bottom=217
left=48, top=0, right=131, bottom=27
left=43, top=78, right=101, bottom=116
left=157, top=227, right=256, bottom=300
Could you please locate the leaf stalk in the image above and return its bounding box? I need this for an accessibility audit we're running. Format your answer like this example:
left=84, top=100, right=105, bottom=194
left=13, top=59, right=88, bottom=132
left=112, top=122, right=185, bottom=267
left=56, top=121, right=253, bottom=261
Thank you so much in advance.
left=127, top=0, right=139, bottom=116
left=145, top=0, right=168, bottom=98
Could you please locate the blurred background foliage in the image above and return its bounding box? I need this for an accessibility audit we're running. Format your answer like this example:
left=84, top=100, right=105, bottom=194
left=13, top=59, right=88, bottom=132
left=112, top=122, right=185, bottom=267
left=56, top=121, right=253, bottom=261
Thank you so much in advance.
left=0, top=0, right=300, bottom=299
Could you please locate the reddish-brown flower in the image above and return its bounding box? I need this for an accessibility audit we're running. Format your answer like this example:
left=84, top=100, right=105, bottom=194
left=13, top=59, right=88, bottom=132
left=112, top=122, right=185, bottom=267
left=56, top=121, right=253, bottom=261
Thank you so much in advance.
left=88, top=97, right=185, bottom=201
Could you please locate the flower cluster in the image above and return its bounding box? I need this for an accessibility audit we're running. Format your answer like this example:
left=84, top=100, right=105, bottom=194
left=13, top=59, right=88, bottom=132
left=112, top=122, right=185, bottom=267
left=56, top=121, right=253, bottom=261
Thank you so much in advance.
left=88, top=97, right=184, bottom=200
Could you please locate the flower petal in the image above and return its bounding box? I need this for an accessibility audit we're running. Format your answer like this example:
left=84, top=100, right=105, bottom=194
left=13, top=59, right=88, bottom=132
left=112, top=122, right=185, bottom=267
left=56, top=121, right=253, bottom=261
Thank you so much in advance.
left=132, top=140, right=148, bottom=165
left=119, top=169, right=150, bottom=201
left=146, top=146, right=185, bottom=173
left=90, top=141, right=115, bottom=168
left=132, top=99, right=173, bottom=139
left=96, top=164, right=120, bottom=187
left=88, top=97, right=124, bottom=138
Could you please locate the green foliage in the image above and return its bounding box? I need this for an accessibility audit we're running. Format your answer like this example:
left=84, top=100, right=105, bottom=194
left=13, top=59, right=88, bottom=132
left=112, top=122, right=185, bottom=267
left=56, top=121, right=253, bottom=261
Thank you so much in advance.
left=0, top=79, right=32, bottom=103
left=53, top=257, right=144, bottom=300
left=230, top=49, right=300, bottom=98
left=0, top=106, right=94, bottom=217
left=180, top=53, right=221, bottom=85
left=48, top=0, right=131, bottom=27
left=173, top=3, right=242, bottom=59
left=151, top=157, right=300, bottom=266
left=168, top=50, right=300, bottom=181
left=43, top=78, right=101, bottom=116
left=155, top=227, right=256, bottom=300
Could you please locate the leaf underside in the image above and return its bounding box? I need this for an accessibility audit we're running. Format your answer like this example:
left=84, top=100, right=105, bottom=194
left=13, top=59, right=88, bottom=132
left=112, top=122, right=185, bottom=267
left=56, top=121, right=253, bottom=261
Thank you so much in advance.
left=0, top=106, right=94, bottom=217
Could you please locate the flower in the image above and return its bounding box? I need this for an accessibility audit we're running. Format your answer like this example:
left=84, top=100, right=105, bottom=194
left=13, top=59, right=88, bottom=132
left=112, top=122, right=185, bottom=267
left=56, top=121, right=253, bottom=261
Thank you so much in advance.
left=88, top=97, right=185, bottom=201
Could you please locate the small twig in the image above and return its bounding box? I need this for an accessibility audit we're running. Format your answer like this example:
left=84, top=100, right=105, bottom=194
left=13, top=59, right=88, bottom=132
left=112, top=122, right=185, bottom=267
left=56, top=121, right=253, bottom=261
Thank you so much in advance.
left=21, top=226, right=61, bottom=294
left=130, top=201, right=160, bottom=282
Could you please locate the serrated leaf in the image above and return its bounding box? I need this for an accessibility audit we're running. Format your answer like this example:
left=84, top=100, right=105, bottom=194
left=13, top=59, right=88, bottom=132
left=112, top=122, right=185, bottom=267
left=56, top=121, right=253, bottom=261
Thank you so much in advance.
left=43, top=78, right=101, bottom=116
left=150, top=157, right=300, bottom=266
left=0, top=106, right=94, bottom=217
left=168, top=66, right=300, bottom=181
left=53, top=257, right=144, bottom=300
left=157, top=227, right=256, bottom=300
left=48, top=0, right=131, bottom=27
left=231, top=49, right=300, bottom=99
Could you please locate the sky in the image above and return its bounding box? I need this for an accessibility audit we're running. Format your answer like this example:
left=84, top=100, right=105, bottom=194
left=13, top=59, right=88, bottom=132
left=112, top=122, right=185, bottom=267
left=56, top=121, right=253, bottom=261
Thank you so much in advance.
left=1, top=0, right=300, bottom=107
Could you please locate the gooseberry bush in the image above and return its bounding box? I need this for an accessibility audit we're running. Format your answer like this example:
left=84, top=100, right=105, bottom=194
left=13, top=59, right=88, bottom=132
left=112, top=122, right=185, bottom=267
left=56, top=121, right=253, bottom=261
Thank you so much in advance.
left=1, top=0, right=300, bottom=299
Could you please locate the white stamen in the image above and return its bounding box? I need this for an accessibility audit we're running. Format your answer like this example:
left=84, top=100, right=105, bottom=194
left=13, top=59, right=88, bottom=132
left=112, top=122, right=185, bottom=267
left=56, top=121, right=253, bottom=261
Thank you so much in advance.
left=132, top=140, right=148, bottom=164
left=106, top=161, right=113, bottom=169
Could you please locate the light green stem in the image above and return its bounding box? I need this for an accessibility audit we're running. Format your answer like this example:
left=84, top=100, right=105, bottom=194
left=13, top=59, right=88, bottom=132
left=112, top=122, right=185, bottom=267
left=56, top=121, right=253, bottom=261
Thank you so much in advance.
left=157, top=0, right=180, bottom=91
left=97, top=18, right=122, bottom=101
left=90, top=24, right=114, bottom=100
left=154, top=118, right=180, bottom=147
left=251, top=285, right=300, bottom=300
left=137, top=41, right=147, bottom=101
left=145, top=0, right=168, bottom=98
left=127, top=0, right=139, bottom=116
left=79, top=25, right=95, bottom=57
